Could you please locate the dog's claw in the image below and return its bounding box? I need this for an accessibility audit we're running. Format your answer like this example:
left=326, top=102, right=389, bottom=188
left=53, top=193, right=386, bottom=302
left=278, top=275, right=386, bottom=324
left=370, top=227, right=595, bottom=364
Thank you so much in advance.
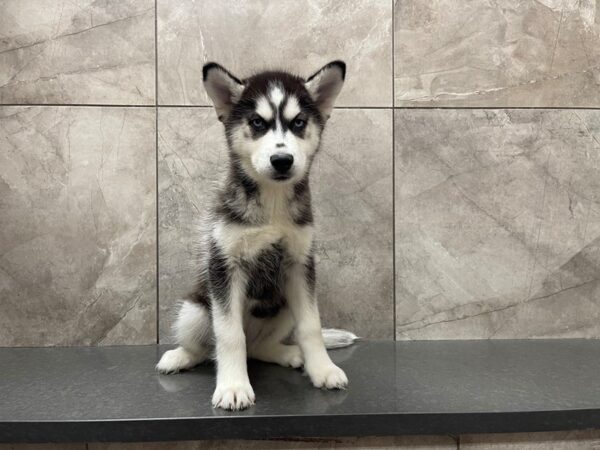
left=306, top=363, right=348, bottom=389
left=212, top=383, right=255, bottom=410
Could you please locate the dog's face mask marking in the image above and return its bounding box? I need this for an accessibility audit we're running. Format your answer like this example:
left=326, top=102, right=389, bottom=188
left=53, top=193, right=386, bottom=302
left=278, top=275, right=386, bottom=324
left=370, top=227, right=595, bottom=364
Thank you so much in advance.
left=203, top=61, right=345, bottom=184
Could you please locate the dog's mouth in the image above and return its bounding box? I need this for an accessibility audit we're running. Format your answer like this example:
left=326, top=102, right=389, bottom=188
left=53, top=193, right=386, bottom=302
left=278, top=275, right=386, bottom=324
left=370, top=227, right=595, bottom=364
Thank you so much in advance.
left=271, top=173, right=292, bottom=182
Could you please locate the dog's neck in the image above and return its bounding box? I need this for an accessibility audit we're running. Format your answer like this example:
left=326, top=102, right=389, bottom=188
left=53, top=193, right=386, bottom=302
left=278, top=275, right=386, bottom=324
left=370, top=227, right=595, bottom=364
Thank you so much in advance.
left=215, top=157, right=313, bottom=227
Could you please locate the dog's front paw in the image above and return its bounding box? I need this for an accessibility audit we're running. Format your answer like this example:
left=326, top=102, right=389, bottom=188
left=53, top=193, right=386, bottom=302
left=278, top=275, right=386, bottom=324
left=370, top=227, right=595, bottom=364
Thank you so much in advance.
left=212, top=383, right=255, bottom=410
left=306, top=362, right=348, bottom=389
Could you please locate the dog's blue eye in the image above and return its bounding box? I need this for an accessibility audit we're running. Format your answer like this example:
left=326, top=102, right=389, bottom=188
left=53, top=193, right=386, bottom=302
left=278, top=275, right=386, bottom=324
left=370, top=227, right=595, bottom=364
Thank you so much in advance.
left=292, top=118, right=306, bottom=129
left=250, top=118, right=266, bottom=130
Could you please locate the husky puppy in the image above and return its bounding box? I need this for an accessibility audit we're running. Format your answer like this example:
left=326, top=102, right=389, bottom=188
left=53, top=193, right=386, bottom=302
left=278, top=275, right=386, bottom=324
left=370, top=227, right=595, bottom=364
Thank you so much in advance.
left=156, top=61, right=356, bottom=410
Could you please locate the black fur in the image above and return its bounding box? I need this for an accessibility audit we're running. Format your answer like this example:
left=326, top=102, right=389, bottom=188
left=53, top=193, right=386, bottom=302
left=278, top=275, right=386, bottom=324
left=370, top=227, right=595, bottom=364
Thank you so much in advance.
left=214, top=157, right=258, bottom=224
left=304, top=252, right=316, bottom=294
left=244, top=242, right=289, bottom=318
left=208, top=240, right=231, bottom=308
left=202, top=62, right=243, bottom=85
left=306, top=60, right=346, bottom=83
left=188, top=279, right=211, bottom=310
left=291, top=177, right=313, bottom=225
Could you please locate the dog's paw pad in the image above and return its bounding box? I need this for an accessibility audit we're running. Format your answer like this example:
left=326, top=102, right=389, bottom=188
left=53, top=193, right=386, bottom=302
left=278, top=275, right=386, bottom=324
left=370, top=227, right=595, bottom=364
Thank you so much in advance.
left=308, top=363, right=348, bottom=389
left=212, top=383, right=255, bottom=410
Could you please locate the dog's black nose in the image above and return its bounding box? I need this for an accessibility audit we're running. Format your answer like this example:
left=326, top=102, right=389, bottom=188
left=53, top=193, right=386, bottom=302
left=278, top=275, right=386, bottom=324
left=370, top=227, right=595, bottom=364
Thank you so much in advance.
left=270, top=153, right=294, bottom=174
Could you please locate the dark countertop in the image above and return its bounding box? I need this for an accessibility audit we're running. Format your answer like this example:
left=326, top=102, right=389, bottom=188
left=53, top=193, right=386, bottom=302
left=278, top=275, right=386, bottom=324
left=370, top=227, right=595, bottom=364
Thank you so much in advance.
left=2, top=340, right=600, bottom=442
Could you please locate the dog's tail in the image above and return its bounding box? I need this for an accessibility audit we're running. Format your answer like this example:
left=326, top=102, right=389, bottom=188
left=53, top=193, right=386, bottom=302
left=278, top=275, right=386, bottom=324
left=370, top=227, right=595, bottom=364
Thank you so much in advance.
left=322, top=328, right=359, bottom=349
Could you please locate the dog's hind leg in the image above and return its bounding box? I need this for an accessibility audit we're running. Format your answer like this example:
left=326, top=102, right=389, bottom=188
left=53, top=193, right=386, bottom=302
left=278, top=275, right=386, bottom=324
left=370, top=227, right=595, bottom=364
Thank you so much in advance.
left=156, top=300, right=212, bottom=374
left=248, top=307, right=304, bottom=368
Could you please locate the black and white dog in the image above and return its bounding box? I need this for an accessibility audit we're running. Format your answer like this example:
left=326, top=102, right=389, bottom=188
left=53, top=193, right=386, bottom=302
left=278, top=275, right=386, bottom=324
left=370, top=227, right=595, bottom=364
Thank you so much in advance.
left=156, top=61, right=356, bottom=410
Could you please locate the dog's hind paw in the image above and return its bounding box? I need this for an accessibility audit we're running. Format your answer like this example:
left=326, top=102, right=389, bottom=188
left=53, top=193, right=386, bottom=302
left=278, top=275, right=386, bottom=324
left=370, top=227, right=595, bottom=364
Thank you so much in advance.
left=156, top=347, right=204, bottom=374
left=307, top=362, right=348, bottom=389
left=279, top=345, right=304, bottom=368
left=212, top=383, right=255, bottom=410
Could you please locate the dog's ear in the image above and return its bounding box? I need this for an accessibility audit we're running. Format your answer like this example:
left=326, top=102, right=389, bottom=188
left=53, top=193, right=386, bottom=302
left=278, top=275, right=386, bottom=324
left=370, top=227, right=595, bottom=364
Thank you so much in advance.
left=203, top=62, right=244, bottom=122
left=305, top=60, right=346, bottom=120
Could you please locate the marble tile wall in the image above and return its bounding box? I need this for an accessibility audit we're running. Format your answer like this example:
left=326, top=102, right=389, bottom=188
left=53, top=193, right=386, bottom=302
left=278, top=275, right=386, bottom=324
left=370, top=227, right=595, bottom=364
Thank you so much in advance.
left=394, top=0, right=600, bottom=106
left=395, top=109, right=600, bottom=339
left=0, top=0, right=155, bottom=104
left=157, top=0, right=393, bottom=106
left=1, top=0, right=599, bottom=351
left=0, top=106, right=156, bottom=346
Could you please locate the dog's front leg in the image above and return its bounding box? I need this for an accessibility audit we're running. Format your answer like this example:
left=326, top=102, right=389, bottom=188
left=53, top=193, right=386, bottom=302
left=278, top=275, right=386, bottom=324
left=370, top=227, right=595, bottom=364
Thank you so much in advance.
left=286, top=260, right=348, bottom=389
left=211, top=268, right=255, bottom=410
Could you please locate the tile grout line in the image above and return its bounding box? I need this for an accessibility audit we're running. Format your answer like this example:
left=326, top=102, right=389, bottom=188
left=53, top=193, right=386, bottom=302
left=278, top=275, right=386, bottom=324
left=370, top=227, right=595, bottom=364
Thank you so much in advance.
left=391, top=0, right=396, bottom=341
left=0, top=104, right=394, bottom=110
left=3, top=103, right=600, bottom=111
left=394, top=106, right=600, bottom=110
left=0, top=103, right=156, bottom=108
left=155, top=0, right=159, bottom=345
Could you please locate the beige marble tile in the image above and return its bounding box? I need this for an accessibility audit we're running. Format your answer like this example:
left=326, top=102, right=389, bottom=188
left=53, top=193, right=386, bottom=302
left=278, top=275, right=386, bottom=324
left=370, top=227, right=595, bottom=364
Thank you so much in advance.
left=460, top=430, right=600, bottom=449
left=395, top=0, right=600, bottom=106
left=157, top=0, right=392, bottom=106
left=0, top=106, right=156, bottom=346
left=395, top=109, right=600, bottom=339
left=315, top=109, right=394, bottom=339
left=90, top=435, right=456, bottom=449
left=158, top=108, right=393, bottom=341
left=0, top=0, right=155, bottom=104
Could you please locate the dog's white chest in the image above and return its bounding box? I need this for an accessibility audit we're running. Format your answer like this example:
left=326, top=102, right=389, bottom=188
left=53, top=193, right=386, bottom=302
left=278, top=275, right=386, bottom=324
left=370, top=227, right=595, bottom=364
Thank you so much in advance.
left=214, top=185, right=314, bottom=262
left=215, top=221, right=313, bottom=262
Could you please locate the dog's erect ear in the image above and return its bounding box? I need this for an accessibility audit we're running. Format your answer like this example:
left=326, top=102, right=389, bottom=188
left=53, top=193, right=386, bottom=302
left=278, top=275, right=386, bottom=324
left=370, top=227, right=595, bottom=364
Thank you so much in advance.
left=203, top=62, right=244, bottom=122
left=305, top=60, right=346, bottom=120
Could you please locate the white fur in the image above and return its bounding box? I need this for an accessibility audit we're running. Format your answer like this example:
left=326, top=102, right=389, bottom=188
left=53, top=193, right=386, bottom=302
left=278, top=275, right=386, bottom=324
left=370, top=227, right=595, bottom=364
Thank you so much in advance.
left=283, top=95, right=301, bottom=121
left=255, top=96, right=273, bottom=121
left=230, top=118, right=319, bottom=185
left=247, top=307, right=303, bottom=368
left=214, top=205, right=314, bottom=262
left=211, top=270, right=256, bottom=410
left=174, top=300, right=212, bottom=349
left=268, top=84, right=285, bottom=108
left=156, top=301, right=211, bottom=373
left=322, top=329, right=359, bottom=349
left=285, top=263, right=348, bottom=389
left=156, top=347, right=205, bottom=374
